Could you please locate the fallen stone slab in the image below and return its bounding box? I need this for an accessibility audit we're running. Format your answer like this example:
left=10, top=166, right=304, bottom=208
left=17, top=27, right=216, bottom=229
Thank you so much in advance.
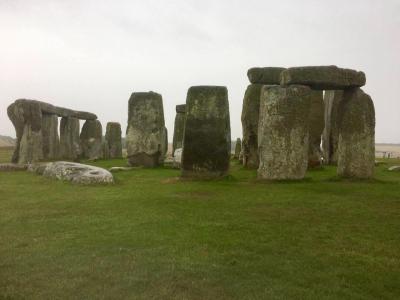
left=27, top=162, right=50, bottom=175
left=247, top=67, right=286, bottom=84
left=42, top=161, right=114, bottom=184
left=108, top=167, right=137, bottom=172
left=0, top=163, right=28, bottom=171
left=280, top=66, right=366, bottom=90
left=388, top=166, right=400, bottom=171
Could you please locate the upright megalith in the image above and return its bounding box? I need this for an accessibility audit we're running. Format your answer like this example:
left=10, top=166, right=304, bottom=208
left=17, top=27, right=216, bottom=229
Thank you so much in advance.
left=280, top=66, right=366, bottom=90
left=172, top=104, right=186, bottom=156
left=181, top=86, right=231, bottom=178
left=104, top=122, right=122, bottom=159
left=308, top=90, right=324, bottom=168
left=241, top=84, right=263, bottom=168
left=258, top=85, right=312, bottom=180
left=42, top=114, right=60, bottom=160
left=322, top=90, right=344, bottom=164
left=80, top=120, right=103, bottom=160
left=161, top=127, right=168, bottom=159
left=126, top=92, right=166, bottom=167
left=60, top=117, right=81, bottom=161
left=247, top=67, right=286, bottom=84
left=7, top=100, right=43, bottom=164
left=234, top=138, right=242, bottom=159
left=337, top=88, right=375, bottom=178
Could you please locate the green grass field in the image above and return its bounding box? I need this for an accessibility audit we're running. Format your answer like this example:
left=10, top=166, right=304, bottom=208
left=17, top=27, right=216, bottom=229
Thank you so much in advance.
left=1, top=147, right=400, bottom=299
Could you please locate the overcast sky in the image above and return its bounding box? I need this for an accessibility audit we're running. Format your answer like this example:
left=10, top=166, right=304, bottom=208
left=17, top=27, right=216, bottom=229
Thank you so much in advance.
left=0, top=0, right=399, bottom=142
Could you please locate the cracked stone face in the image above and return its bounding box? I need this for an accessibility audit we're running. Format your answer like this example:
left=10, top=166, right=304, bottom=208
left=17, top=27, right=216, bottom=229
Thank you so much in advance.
left=258, top=85, right=312, bottom=180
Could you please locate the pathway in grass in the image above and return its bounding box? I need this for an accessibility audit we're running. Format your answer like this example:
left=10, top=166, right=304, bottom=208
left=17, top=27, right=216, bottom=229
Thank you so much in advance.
left=1, top=158, right=400, bottom=299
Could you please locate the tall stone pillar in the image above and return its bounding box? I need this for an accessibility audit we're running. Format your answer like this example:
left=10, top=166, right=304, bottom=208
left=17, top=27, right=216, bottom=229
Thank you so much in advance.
left=172, top=104, right=186, bottom=156
left=308, top=90, right=324, bottom=168
left=80, top=120, right=103, bottom=160
left=181, top=86, right=231, bottom=178
left=234, top=138, right=242, bottom=159
left=104, top=122, right=122, bottom=159
left=258, top=85, right=311, bottom=180
left=126, top=92, right=165, bottom=167
left=42, top=114, right=60, bottom=160
left=337, top=88, right=375, bottom=178
left=60, top=117, right=80, bottom=161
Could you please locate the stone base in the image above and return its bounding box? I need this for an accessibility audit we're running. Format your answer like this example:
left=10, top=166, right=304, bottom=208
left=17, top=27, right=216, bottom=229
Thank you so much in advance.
left=128, top=152, right=161, bottom=168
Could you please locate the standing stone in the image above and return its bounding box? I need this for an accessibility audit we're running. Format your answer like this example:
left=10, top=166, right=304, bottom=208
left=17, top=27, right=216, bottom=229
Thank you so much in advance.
left=322, top=90, right=344, bottom=164
left=280, top=66, right=366, bottom=90
left=80, top=120, right=103, bottom=160
left=161, top=126, right=168, bottom=160
left=234, top=138, right=242, bottom=159
left=172, top=104, right=186, bottom=156
left=308, top=91, right=324, bottom=168
left=337, top=88, right=375, bottom=178
left=60, top=117, right=80, bottom=161
left=258, top=85, right=312, bottom=180
left=7, top=100, right=43, bottom=164
left=181, top=86, right=231, bottom=178
left=42, top=114, right=60, bottom=160
left=126, top=92, right=165, bottom=167
left=104, top=122, right=122, bottom=159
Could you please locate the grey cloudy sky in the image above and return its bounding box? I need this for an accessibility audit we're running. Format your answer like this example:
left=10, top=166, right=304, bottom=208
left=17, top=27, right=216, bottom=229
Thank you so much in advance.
left=0, top=0, right=399, bottom=142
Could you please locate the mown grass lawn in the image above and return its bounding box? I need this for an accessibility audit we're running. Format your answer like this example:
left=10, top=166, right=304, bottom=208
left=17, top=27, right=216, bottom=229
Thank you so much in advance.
left=0, top=148, right=399, bottom=299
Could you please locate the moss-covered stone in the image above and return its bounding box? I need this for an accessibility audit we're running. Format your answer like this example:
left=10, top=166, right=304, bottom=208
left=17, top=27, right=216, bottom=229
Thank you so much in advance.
left=172, top=104, right=186, bottom=156
left=247, top=67, right=286, bottom=84
left=234, top=138, right=242, bottom=159
left=308, top=91, right=324, bottom=168
left=337, top=88, right=375, bottom=178
left=241, top=84, right=263, bottom=169
left=258, top=85, right=311, bottom=180
left=280, top=66, right=366, bottom=90
left=60, top=117, right=81, bottom=161
left=80, top=120, right=103, bottom=160
left=105, top=122, right=122, bottom=159
left=322, top=90, right=344, bottom=165
left=182, top=86, right=231, bottom=178
left=42, top=114, right=60, bottom=160
left=126, top=92, right=165, bottom=167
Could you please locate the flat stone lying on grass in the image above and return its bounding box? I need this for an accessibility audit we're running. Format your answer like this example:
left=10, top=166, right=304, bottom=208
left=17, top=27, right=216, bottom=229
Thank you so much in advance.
left=337, top=88, right=375, bottom=179
left=258, top=85, right=311, bottom=180
left=247, top=67, right=286, bottom=84
left=388, top=166, right=400, bottom=171
left=0, top=163, right=28, bottom=171
left=42, top=161, right=114, bottom=184
left=280, top=66, right=366, bottom=90
left=108, top=167, right=136, bottom=172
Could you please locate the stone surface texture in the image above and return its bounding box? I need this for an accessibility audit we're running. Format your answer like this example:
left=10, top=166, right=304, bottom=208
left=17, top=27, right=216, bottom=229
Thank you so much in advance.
left=241, top=84, right=264, bottom=168
left=43, top=161, right=114, bottom=184
left=0, top=163, right=28, bottom=171
left=104, top=122, right=123, bottom=159
left=60, top=117, right=81, bottom=160
left=182, top=86, right=231, bottom=178
left=172, top=104, right=186, bottom=156
left=42, top=114, right=60, bottom=160
left=80, top=120, right=103, bottom=160
left=280, top=66, right=366, bottom=90
left=126, top=92, right=166, bottom=167
left=308, top=90, right=324, bottom=168
left=322, top=90, right=344, bottom=165
left=337, top=88, right=375, bottom=178
left=247, top=67, right=286, bottom=84
left=234, top=138, right=242, bottom=159
left=258, top=85, right=312, bottom=180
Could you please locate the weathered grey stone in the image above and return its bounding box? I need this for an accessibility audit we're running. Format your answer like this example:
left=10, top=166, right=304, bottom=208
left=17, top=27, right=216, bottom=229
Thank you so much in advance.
left=322, top=90, right=344, bottom=165
left=258, top=85, right=312, bottom=180
left=42, top=114, right=60, bottom=160
left=388, top=166, right=400, bottom=172
left=308, top=91, right=324, bottom=168
left=42, top=161, right=113, bottom=184
left=126, top=92, right=166, bottom=167
left=172, top=104, right=186, bottom=156
left=60, top=117, right=81, bottom=160
left=161, top=127, right=168, bottom=159
left=0, top=163, right=28, bottom=171
left=104, top=122, right=122, bottom=159
left=181, top=86, right=231, bottom=178
left=80, top=120, right=103, bottom=160
left=280, top=66, right=366, bottom=90
left=173, top=148, right=182, bottom=169
left=7, top=100, right=43, bottom=164
left=27, top=162, right=50, bottom=175
left=247, top=67, right=286, bottom=84
left=337, top=88, right=375, bottom=178
left=234, top=138, right=242, bottom=159
left=109, top=167, right=136, bottom=172
left=241, top=84, right=263, bottom=168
